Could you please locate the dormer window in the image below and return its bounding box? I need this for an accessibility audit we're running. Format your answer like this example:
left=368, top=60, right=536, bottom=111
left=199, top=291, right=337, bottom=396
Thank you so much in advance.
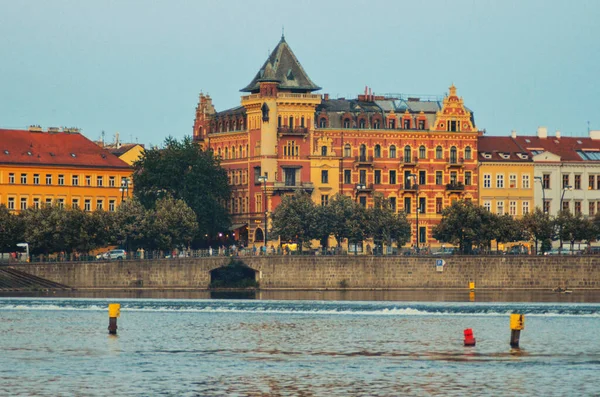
left=71, top=153, right=76, bottom=158
left=482, top=152, right=492, bottom=159
left=27, top=151, right=32, bottom=156
left=3, top=150, right=8, bottom=155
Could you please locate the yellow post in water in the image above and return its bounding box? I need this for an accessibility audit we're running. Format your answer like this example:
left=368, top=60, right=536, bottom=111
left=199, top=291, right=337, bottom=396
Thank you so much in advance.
left=510, top=313, right=524, bottom=348
left=108, top=303, right=121, bottom=335
left=469, top=281, right=475, bottom=291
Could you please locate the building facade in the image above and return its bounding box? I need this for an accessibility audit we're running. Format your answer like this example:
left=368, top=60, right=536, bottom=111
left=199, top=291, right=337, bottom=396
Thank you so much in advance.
left=0, top=127, right=132, bottom=212
left=193, top=36, right=482, bottom=247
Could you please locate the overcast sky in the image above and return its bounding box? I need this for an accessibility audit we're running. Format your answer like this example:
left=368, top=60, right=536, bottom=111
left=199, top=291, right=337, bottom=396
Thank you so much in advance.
left=1, top=0, right=598, bottom=147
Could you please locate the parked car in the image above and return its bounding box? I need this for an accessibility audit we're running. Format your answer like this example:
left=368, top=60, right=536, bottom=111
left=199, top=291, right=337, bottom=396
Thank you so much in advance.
left=98, top=249, right=126, bottom=260
left=545, top=248, right=582, bottom=256
left=433, top=247, right=456, bottom=255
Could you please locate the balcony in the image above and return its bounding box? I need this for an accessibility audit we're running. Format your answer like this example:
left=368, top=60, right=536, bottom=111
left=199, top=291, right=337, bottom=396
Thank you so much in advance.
left=277, top=126, right=308, bottom=136
left=447, top=157, right=464, bottom=167
left=400, top=182, right=418, bottom=191
left=355, top=183, right=374, bottom=193
left=354, top=155, right=374, bottom=166
left=446, top=182, right=465, bottom=192
left=401, top=156, right=418, bottom=167
left=273, top=181, right=315, bottom=194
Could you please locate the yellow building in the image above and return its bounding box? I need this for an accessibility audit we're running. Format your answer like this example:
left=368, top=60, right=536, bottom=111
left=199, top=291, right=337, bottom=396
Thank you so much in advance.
left=107, top=143, right=145, bottom=166
left=0, top=127, right=132, bottom=212
left=477, top=135, right=534, bottom=218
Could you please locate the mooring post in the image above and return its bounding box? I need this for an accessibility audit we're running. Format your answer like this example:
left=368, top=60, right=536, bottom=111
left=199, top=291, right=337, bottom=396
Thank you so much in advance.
left=510, top=313, right=524, bottom=348
left=108, top=303, right=121, bottom=335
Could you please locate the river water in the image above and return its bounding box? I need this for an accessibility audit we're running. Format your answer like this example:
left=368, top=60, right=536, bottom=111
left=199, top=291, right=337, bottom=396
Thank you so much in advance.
left=1, top=291, right=599, bottom=396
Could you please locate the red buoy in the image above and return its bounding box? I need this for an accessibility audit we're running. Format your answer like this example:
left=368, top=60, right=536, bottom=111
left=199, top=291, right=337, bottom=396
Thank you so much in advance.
left=464, top=328, right=476, bottom=346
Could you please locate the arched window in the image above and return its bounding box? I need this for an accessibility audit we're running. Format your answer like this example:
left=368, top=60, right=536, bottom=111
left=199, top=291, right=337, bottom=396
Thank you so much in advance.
left=465, top=146, right=472, bottom=160
left=225, top=147, right=229, bottom=159
left=359, top=119, right=366, bottom=129
left=389, top=145, right=396, bottom=158
left=373, top=120, right=380, bottom=129
left=239, top=145, right=243, bottom=158
left=360, top=144, right=367, bottom=159
left=217, top=148, right=222, bottom=158
left=374, top=145, right=381, bottom=158
left=319, top=118, right=327, bottom=128
left=321, top=146, right=327, bottom=156
left=404, top=145, right=412, bottom=163
left=343, top=118, right=351, bottom=128
left=436, top=146, right=443, bottom=159
left=450, top=146, right=457, bottom=163
left=419, top=145, right=426, bottom=159
left=344, top=144, right=351, bottom=158
left=232, top=147, right=237, bottom=159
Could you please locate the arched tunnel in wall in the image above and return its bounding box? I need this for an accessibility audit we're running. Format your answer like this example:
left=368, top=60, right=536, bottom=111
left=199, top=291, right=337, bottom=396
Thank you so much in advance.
left=209, top=260, right=258, bottom=288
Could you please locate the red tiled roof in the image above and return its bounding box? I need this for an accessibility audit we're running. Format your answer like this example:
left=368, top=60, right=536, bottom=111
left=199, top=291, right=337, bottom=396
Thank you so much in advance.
left=0, top=128, right=130, bottom=169
left=477, top=136, right=531, bottom=162
left=512, top=136, right=600, bottom=161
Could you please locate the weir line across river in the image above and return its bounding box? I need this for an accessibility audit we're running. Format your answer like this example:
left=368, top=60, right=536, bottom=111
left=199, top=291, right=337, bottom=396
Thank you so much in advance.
left=6, top=255, right=600, bottom=290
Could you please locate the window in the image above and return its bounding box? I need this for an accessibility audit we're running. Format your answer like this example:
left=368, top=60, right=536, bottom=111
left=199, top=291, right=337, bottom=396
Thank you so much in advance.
left=436, top=146, right=443, bottom=159
left=359, top=170, right=366, bottom=185
left=419, top=226, right=426, bottom=243
left=72, top=175, right=79, bottom=186
left=86, top=176, right=91, bottom=186
left=72, top=198, right=79, bottom=209
left=321, top=195, right=329, bottom=206
left=496, top=174, right=504, bottom=188
left=46, top=174, right=52, bottom=185
left=404, top=197, right=411, bottom=214
left=590, top=201, right=595, bottom=217
left=509, top=174, right=517, bottom=188
left=418, top=120, right=425, bottom=130
left=419, top=146, right=426, bottom=159
left=575, top=174, right=581, bottom=190
left=20, top=197, right=27, bottom=210
left=319, top=118, right=327, bottom=128
left=562, top=200, right=570, bottom=212
left=403, top=119, right=410, bottom=129
left=597, top=175, right=600, bottom=190
left=522, top=201, right=530, bottom=215
left=19, top=173, right=27, bottom=184
left=359, top=196, right=366, bottom=208
left=389, top=197, right=396, bottom=212
left=419, top=170, right=426, bottom=185
left=8, top=173, right=15, bottom=184
left=522, top=174, right=530, bottom=189
left=84, top=199, right=91, bottom=211
left=419, top=197, right=426, bottom=214
left=436, top=197, right=443, bottom=214
left=343, top=118, right=351, bottom=128
left=465, top=146, right=472, bottom=160
left=109, top=176, right=115, bottom=187
left=543, top=174, right=550, bottom=189
left=575, top=201, right=582, bottom=215
left=589, top=175, right=595, bottom=190
left=404, top=146, right=412, bottom=163
left=33, top=174, right=39, bottom=185
left=58, top=175, right=64, bottom=186
left=450, top=146, right=457, bottom=163
left=389, top=119, right=396, bottom=129
left=32, top=198, right=40, bottom=208
left=496, top=201, right=504, bottom=215
left=57, top=198, right=65, bottom=209
left=97, top=176, right=103, bottom=187
left=344, top=170, right=351, bottom=184
left=374, top=145, right=381, bottom=158
left=509, top=201, right=517, bottom=216
left=374, top=170, right=381, bottom=184
left=436, top=171, right=443, bottom=185
left=448, top=120, right=458, bottom=132
left=8, top=197, right=15, bottom=210
left=389, top=170, right=397, bottom=185
left=465, top=171, right=472, bottom=186
left=344, top=144, right=351, bottom=158
left=543, top=200, right=550, bottom=214
left=97, top=199, right=103, bottom=210
left=483, top=174, right=491, bottom=188
left=45, top=198, right=52, bottom=207
left=450, top=171, right=457, bottom=184
left=359, top=119, right=366, bottom=129
left=562, top=174, right=570, bottom=189
left=389, top=145, right=396, bottom=158
left=321, top=170, right=329, bottom=184
left=320, top=146, right=327, bottom=156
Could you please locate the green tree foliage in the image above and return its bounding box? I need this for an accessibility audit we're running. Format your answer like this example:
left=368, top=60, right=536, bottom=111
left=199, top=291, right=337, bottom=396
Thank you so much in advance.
left=366, top=194, right=411, bottom=253
left=327, top=194, right=360, bottom=248
left=521, top=208, right=554, bottom=254
left=271, top=191, right=317, bottom=251
left=146, top=196, right=198, bottom=251
left=0, top=204, right=24, bottom=252
left=115, top=199, right=149, bottom=250
left=558, top=211, right=594, bottom=251
left=433, top=200, right=489, bottom=254
left=132, top=136, right=230, bottom=242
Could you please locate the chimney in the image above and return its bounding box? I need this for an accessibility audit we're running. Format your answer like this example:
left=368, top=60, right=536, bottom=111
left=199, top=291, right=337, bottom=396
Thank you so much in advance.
left=323, top=93, right=329, bottom=101
left=537, top=126, right=547, bottom=138
left=555, top=130, right=561, bottom=139
left=590, top=130, right=600, bottom=140
left=511, top=130, right=517, bottom=138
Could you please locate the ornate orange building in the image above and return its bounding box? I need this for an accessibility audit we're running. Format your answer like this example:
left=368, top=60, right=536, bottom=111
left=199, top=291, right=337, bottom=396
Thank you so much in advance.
left=193, top=36, right=481, bottom=247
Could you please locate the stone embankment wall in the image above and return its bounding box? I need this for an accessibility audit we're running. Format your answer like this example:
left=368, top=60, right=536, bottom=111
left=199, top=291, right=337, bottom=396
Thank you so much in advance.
left=8, top=255, right=600, bottom=289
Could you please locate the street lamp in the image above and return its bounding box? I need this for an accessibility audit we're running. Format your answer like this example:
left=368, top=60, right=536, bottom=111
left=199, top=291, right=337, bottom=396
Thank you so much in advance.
left=355, top=183, right=366, bottom=203
left=534, top=176, right=546, bottom=213
left=258, top=175, right=268, bottom=247
left=120, top=178, right=130, bottom=202
left=408, top=173, right=419, bottom=250
left=559, top=185, right=573, bottom=253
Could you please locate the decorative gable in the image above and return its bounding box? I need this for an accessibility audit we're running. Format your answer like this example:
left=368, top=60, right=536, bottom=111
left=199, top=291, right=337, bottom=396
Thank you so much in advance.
left=432, top=85, right=476, bottom=132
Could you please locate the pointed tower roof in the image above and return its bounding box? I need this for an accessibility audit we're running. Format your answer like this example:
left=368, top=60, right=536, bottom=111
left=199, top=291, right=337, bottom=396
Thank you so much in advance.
left=241, top=36, right=321, bottom=93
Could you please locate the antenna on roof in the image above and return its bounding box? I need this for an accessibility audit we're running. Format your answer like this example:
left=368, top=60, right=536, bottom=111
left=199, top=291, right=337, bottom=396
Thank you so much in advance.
left=589, top=121, right=591, bottom=134
left=281, top=26, right=285, bottom=41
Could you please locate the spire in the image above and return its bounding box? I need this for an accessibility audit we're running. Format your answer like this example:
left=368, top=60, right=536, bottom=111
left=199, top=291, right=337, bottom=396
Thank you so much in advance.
left=281, top=26, right=285, bottom=42
left=241, top=37, right=320, bottom=93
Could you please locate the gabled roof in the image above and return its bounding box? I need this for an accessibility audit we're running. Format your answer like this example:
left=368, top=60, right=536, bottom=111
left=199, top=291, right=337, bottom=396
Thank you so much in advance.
left=513, top=136, right=600, bottom=161
left=241, top=36, right=320, bottom=93
left=477, top=136, right=531, bottom=162
left=0, top=128, right=130, bottom=168
left=108, top=143, right=144, bottom=157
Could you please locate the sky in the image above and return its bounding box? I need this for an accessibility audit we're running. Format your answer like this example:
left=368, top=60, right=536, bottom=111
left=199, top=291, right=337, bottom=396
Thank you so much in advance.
left=1, top=0, right=599, bottom=147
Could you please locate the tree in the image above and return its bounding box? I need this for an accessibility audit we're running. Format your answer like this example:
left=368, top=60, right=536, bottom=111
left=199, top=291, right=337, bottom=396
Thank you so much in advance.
left=494, top=214, right=526, bottom=251
left=327, top=194, right=360, bottom=249
left=132, top=136, right=230, bottom=244
left=271, top=191, right=317, bottom=251
left=365, top=194, right=410, bottom=254
left=145, top=196, right=198, bottom=251
left=115, top=199, right=149, bottom=251
left=0, top=205, right=24, bottom=252
left=433, top=200, right=486, bottom=254
left=521, top=208, right=554, bottom=254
